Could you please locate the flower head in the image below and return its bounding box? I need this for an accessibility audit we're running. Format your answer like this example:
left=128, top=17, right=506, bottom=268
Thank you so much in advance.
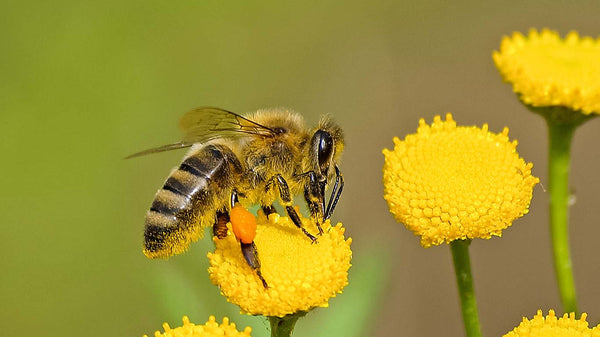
left=208, top=212, right=352, bottom=317
left=504, top=310, right=600, bottom=337
left=143, top=316, right=252, bottom=337
left=382, top=114, right=538, bottom=247
left=494, top=28, right=600, bottom=115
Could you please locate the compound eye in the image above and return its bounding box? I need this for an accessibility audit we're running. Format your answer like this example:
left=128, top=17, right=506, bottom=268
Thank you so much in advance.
left=314, top=130, right=334, bottom=170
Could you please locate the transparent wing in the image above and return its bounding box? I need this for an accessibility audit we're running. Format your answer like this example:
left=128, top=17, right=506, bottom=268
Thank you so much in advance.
left=125, top=141, right=192, bottom=159
left=126, top=107, right=275, bottom=159
left=179, top=107, right=276, bottom=143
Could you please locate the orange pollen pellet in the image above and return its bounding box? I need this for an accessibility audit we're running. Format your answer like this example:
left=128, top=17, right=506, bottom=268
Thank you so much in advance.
left=230, top=204, right=257, bottom=244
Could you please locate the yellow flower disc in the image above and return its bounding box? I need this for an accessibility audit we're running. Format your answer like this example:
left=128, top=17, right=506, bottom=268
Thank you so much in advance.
left=494, top=28, right=600, bottom=115
left=504, top=310, right=600, bottom=337
left=143, top=316, right=252, bottom=337
left=382, top=114, right=539, bottom=247
left=208, top=212, right=352, bottom=317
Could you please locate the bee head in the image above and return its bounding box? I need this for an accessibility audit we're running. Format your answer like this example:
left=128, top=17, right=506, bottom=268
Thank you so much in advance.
left=309, top=117, right=344, bottom=180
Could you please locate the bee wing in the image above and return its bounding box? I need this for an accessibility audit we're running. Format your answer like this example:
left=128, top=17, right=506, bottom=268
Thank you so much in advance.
left=125, top=141, right=193, bottom=159
left=126, top=107, right=275, bottom=159
left=179, top=107, right=276, bottom=142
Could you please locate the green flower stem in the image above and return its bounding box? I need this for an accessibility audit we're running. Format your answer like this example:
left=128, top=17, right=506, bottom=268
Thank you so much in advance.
left=450, top=239, right=482, bottom=337
left=546, top=119, right=578, bottom=314
left=269, top=313, right=306, bottom=337
left=525, top=104, right=596, bottom=314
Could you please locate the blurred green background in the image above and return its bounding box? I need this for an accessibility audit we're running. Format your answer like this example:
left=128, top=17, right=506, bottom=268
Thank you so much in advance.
left=2, top=1, right=600, bottom=336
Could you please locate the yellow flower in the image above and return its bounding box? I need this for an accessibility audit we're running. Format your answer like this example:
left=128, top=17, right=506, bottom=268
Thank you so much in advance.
left=143, top=316, right=252, bottom=337
left=208, top=212, right=351, bottom=317
left=382, top=114, right=538, bottom=247
left=504, top=310, right=600, bottom=337
left=493, top=28, right=600, bottom=115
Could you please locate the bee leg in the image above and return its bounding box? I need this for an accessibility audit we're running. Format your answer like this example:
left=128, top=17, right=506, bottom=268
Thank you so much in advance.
left=261, top=205, right=277, bottom=217
left=324, top=165, right=344, bottom=220
left=212, top=189, right=241, bottom=239
left=213, top=210, right=230, bottom=239
left=304, top=171, right=325, bottom=234
left=267, top=174, right=317, bottom=242
left=230, top=189, right=240, bottom=208
left=230, top=189, right=267, bottom=288
left=241, top=242, right=268, bottom=288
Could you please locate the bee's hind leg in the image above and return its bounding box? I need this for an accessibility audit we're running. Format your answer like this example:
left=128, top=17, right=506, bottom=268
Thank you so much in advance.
left=229, top=189, right=268, bottom=288
left=241, top=242, right=268, bottom=288
left=267, top=174, right=317, bottom=243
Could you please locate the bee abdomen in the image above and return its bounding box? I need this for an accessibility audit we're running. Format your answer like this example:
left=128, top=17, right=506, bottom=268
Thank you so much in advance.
left=178, top=145, right=241, bottom=187
left=150, top=189, right=187, bottom=214
left=144, top=144, right=242, bottom=258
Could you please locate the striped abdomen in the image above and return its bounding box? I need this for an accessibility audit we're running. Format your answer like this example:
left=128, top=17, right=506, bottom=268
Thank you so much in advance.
left=144, top=144, right=242, bottom=258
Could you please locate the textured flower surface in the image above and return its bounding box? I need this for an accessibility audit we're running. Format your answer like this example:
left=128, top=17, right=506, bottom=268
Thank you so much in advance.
left=494, top=28, right=600, bottom=115
left=382, top=114, right=538, bottom=247
left=143, top=316, right=252, bottom=337
left=504, top=310, right=600, bottom=337
left=208, top=212, right=352, bottom=317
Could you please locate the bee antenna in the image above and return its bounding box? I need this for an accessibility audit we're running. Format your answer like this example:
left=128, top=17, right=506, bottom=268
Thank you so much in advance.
left=324, top=165, right=344, bottom=220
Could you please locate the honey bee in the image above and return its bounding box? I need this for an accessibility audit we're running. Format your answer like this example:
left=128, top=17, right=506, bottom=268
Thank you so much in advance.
left=129, top=107, right=344, bottom=287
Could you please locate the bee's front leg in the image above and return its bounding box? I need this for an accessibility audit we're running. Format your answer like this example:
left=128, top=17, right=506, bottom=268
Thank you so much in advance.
left=266, top=174, right=317, bottom=242
left=303, top=171, right=325, bottom=234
